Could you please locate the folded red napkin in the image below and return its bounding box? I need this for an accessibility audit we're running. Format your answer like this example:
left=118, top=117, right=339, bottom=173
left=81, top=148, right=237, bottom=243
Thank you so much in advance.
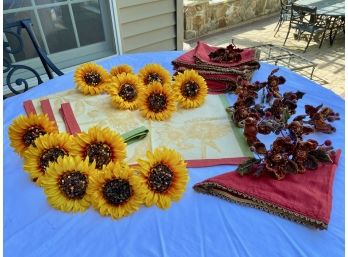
left=59, top=103, right=81, bottom=135
left=172, top=41, right=260, bottom=94
left=193, top=41, right=260, bottom=68
left=23, top=100, right=36, bottom=115
left=193, top=150, right=341, bottom=229
left=40, top=99, right=58, bottom=129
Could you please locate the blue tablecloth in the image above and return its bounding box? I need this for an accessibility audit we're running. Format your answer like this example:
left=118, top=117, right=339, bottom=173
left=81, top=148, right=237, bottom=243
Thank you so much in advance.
left=4, top=51, right=344, bottom=257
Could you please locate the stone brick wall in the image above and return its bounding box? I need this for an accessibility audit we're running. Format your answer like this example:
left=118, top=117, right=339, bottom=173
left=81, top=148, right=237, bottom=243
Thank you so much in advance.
left=184, top=0, right=281, bottom=40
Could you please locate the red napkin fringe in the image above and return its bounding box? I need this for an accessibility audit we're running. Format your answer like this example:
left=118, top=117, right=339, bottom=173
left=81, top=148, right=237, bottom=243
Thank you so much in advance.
left=193, top=150, right=341, bottom=229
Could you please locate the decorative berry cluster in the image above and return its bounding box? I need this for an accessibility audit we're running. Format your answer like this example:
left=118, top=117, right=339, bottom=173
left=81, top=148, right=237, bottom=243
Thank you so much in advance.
left=225, top=68, right=339, bottom=180
left=208, top=42, right=243, bottom=63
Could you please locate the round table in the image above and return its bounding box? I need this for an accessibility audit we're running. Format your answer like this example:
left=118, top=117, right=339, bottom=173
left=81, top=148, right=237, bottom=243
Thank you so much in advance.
left=4, top=51, right=344, bottom=257
left=295, top=0, right=345, bottom=16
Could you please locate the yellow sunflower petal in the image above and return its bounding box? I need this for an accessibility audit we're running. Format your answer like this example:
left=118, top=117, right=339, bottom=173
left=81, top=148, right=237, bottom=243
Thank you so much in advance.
left=8, top=114, right=58, bottom=156
left=110, top=64, right=133, bottom=77
left=72, top=126, right=126, bottom=170
left=74, top=62, right=111, bottom=95
left=23, top=133, right=77, bottom=186
left=109, top=73, right=145, bottom=110
left=173, top=69, right=208, bottom=108
left=138, top=63, right=171, bottom=86
left=41, top=156, right=94, bottom=212
left=88, top=161, right=145, bottom=219
left=137, top=147, right=189, bottom=209
left=138, top=82, right=176, bottom=121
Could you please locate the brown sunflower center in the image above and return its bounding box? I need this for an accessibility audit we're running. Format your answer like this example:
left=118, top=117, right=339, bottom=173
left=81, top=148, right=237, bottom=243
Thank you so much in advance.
left=23, top=126, right=46, bottom=147
left=40, top=147, right=67, bottom=172
left=102, top=179, right=132, bottom=205
left=181, top=81, right=199, bottom=98
left=148, top=163, right=174, bottom=192
left=85, top=142, right=112, bottom=169
left=84, top=72, right=101, bottom=86
left=148, top=93, right=167, bottom=113
left=146, top=73, right=162, bottom=84
left=119, top=83, right=137, bottom=102
left=59, top=171, right=88, bottom=199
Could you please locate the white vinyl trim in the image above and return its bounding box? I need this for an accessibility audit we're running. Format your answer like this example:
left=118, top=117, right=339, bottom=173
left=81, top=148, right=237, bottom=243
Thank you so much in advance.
left=109, top=0, right=123, bottom=54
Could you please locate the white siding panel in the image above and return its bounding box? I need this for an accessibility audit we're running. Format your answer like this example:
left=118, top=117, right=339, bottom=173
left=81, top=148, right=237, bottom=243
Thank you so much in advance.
left=123, top=26, right=176, bottom=52
left=119, top=1, right=175, bottom=24
left=127, top=38, right=176, bottom=53
left=123, top=13, right=176, bottom=38
left=118, top=0, right=161, bottom=9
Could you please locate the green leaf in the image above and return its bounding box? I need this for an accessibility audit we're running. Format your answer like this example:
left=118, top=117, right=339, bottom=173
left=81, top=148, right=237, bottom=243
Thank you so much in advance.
left=283, top=108, right=291, bottom=123
left=309, top=149, right=333, bottom=163
left=237, top=158, right=261, bottom=176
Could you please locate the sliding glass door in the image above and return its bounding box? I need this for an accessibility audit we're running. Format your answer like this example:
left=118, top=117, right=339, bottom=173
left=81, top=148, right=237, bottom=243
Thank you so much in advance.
left=3, top=0, right=117, bottom=75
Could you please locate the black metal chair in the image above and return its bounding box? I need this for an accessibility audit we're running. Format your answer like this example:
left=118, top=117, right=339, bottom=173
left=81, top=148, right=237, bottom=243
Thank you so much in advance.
left=283, top=4, right=329, bottom=53
left=274, top=0, right=293, bottom=36
left=3, top=19, right=64, bottom=96
left=328, top=16, right=345, bottom=46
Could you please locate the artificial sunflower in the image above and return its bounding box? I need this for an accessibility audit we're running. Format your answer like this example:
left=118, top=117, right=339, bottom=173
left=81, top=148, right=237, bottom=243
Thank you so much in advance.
left=110, top=64, right=133, bottom=77
left=137, top=147, right=189, bottom=209
left=8, top=114, right=58, bottom=156
left=138, top=82, right=176, bottom=121
left=42, top=156, right=94, bottom=212
left=23, top=133, right=77, bottom=185
left=74, top=62, right=111, bottom=95
left=138, top=63, right=171, bottom=86
left=173, top=69, right=208, bottom=108
left=73, top=126, right=126, bottom=170
left=109, top=73, right=145, bottom=110
left=88, top=161, right=144, bottom=219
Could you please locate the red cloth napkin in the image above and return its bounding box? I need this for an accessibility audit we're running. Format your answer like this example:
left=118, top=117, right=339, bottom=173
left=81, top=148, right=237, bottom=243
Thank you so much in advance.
left=59, top=103, right=81, bottom=135
left=193, top=150, right=341, bottom=229
left=172, top=41, right=260, bottom=94
left=193, top=41, right=260, bottom=68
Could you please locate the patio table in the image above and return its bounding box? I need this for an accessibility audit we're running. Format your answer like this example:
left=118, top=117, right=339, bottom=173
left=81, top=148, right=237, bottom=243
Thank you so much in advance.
left=4, top=51, right=344, bottom=257
left=295, top=0, right=345, bottom=16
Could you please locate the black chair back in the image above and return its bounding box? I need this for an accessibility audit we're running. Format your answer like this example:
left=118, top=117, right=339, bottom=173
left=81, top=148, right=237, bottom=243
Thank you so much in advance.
left=290, top=4, right=317, bottom=26
left=3, top=19, right=63, bottom=96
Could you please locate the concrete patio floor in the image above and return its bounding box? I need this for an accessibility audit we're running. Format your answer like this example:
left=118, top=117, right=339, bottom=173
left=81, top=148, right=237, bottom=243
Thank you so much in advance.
left=184, top=15, right=345, bottom=99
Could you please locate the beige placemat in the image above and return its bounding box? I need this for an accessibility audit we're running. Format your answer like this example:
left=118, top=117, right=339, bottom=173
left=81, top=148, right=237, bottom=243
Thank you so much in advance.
left=31, top=89, right=252, bottom=165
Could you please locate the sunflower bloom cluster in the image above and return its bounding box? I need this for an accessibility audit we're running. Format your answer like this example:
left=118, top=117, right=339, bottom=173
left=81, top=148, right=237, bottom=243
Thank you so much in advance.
left=73, top=62, right=208, bottom=120
left=9, top=114, right=189, bottom=219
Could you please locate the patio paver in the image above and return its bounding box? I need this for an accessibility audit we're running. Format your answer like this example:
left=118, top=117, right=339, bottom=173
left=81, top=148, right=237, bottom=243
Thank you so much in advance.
left=184, top=15, right=345, bottom=98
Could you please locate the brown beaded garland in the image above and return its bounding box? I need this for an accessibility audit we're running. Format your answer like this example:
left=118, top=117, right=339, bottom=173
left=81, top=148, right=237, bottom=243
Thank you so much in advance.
left=148, top=163, right=174, bottom=192
left=102, top=179, right=132, bottom=205
left=85, top=142, right=112, bottom=169
left=23, top=126, right=46, bottom=147
left=59, top=171, right=88, bottom=199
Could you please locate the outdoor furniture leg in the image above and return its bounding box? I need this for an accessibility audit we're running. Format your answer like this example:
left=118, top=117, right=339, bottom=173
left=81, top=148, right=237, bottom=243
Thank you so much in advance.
left=283, top=23, right=292, bottom=46
left=304, top=28, right=315, bottom=52
left=310, top=66, right=315, bottom=79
